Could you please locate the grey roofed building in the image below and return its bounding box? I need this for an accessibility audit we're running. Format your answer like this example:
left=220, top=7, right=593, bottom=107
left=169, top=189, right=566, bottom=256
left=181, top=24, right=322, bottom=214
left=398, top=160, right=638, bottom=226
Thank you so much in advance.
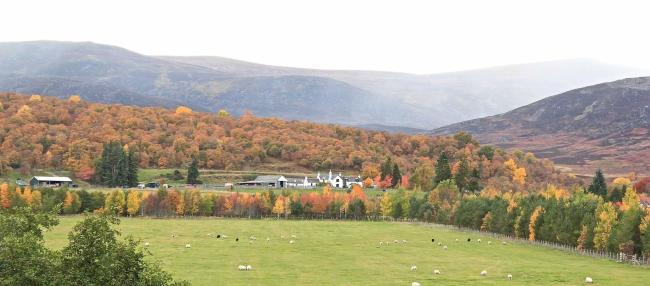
left=29, top=176, right=73, bottom=187
left=237, top=175, right=288, bottom=188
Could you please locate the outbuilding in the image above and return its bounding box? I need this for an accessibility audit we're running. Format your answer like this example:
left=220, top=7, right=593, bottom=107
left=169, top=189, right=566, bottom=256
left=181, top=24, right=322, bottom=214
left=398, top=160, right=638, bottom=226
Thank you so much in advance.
left=29, top=176, right=73, bottom=187
left=237, top=175, right=288, bottom=188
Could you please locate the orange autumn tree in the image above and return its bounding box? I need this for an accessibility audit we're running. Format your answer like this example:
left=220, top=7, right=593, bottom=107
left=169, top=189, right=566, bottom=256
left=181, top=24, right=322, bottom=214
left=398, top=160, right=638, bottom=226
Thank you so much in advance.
left=273, top=195, right=286, bottom=218
left=68, top=95, right=82, bottom=104
left=504, top=158, right=517, bottom=171
left=127, top=191, right=141, bottom=216
left=29, top=94, right=42, bottom=102
left=175, top=106, right=193, bottom=115
left=21, top=187, right=33, bottom=206
left=167, top=190, right=181, bottom=215
left=363, top=177, right=374, bottom=188
left=349, top=184, right=367, bottom=203
left=513, top=167, right=527, bottom=185
left=528, top=206, right=545, bottom=241
left=62, top=191, right=80, bottom=214
left=17, top=105, right=32, bottom=116
left=0, top=183, right=10, bottom=209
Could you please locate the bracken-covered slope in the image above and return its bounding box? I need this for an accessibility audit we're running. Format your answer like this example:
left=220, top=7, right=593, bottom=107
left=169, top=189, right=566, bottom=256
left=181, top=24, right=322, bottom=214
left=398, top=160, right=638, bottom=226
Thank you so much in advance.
left=431, top=77, right=650, bottom=175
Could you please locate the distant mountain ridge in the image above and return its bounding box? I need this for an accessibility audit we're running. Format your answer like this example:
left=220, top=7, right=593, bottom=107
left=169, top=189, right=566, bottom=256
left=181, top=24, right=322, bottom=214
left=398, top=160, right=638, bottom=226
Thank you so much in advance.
left=0, top=41, right=647, bottom=129
left=431, top=77, right=650, bottom=175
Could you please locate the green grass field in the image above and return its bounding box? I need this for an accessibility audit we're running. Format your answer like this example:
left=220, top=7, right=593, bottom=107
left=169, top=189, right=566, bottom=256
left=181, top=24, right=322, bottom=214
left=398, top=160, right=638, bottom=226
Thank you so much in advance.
left=44, top=217, right=649, bottom=285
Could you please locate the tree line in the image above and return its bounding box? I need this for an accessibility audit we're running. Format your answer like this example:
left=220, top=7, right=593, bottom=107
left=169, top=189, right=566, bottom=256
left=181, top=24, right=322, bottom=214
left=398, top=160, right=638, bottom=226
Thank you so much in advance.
left=3, top=167, right=649, bottom=257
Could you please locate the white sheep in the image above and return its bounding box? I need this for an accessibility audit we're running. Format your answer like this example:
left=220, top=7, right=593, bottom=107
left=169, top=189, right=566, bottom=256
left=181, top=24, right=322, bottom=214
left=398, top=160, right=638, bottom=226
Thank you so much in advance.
left=185, top=244, right=191, bottom=248
left=487, top=241, right=492, bottom=245
left=434, top=269, right=441, bottom=275
left=478, top=239, right=482, bottom=243
left=480, top=270, right=487, bottom=276
left=507, top=274, right=513, bottom=280
left=291, top=234, right=297, bottom=238
left=394, top=239, right=399, bottom=244
left=238, top=265, right=246, bottom=271
left=266, top=237, right=270, bottom=242
left=585, top=277, right=593, bottom=283
left=411, top=282, right=421, bottom=286
left=455, top=238, right=459, bottom=242
left=249, top=236, right=257, bottom=240
left=437, top=242, right=442, bottom=246
left=379, top=241, right=384, bottom=246
left=410, top=265, right=417, bottom=271
left=222, top=235, right=228, bottom=238
left=289, top=240, right=295, bottom=244
left=402, top=240, right=407, bottom=243
left=246, top=265, right=253, bottom=271
left=502, top=241, right=507, bottom=245
left=144, top=242, right=150, bottom=247
left=443, top=245, right=448, bottom=250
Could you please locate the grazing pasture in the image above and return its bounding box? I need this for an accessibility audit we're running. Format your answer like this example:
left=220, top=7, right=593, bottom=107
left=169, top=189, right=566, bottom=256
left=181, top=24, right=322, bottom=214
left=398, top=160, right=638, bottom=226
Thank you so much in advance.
left=44, top=218, right=649, bottom=286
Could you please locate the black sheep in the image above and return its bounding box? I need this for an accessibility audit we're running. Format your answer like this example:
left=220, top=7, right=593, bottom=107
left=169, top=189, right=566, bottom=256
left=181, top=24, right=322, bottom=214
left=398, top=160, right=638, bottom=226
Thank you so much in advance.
left=236, top=238, right=239, bottom=242
left=467, top=238, right=471, bottom=242
left=217, top=234, right=221, bottom=238
left=431, top=238, right=435, bottom=242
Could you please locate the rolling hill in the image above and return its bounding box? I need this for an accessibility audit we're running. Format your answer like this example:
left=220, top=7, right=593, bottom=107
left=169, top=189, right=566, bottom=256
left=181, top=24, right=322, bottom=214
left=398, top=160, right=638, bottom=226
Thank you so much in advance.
left=162, top=55, right=648, bottom=127
left=0, top=41, right=646, bottom=129
left=431, top=77, right=650, bottom=176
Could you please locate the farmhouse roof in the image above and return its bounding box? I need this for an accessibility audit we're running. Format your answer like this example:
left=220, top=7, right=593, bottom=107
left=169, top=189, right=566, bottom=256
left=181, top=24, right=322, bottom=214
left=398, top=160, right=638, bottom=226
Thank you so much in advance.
left=252, top=175, right=287, bottom=182
left=32, top=176, right=72, bottom=182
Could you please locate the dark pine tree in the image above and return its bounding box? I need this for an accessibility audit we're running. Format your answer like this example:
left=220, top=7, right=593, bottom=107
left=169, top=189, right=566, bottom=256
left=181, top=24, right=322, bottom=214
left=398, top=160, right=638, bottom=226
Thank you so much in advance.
left=116, top=147, right=128, bottom=187
left=454, top=158, right=470, bottom=191
left=187, top=157, right=200, bottom=185
left=587, top=169, right=607, bottom=198
left=434, top=152, right=452, bottom=185
left=391, top=163, right=402, bottom=188
left=126, top=148, right=139, bottom=187
left=96, top=141, right=129, bottom=187
left=380, top=157, right=393, bottom=180
left=467, top=167, right=481, bottom=192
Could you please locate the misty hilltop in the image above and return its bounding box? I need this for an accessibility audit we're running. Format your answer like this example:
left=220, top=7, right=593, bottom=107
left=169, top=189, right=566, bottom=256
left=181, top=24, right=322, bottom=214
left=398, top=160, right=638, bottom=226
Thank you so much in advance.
left=0, top=41, right=646, bottom=129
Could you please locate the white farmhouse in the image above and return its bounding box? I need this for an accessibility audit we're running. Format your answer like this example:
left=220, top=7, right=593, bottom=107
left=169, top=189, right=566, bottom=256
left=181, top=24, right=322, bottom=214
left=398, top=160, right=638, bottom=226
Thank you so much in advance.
left=317, top=170, right=362, bottom=188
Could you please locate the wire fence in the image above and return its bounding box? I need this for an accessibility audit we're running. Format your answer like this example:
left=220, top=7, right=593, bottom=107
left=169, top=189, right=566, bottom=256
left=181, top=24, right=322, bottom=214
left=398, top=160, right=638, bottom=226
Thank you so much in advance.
left=426, top=223, right=649, bottom=266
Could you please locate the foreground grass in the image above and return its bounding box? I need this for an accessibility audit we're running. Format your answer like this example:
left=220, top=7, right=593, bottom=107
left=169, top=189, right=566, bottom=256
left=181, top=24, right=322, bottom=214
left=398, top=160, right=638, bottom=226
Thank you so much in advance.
left=44, top=218, right=649, bottom=286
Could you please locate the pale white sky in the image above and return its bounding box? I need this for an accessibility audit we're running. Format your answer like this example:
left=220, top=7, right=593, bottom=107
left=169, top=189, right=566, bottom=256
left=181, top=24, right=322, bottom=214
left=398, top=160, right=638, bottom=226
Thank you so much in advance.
left=2, top=0, right=650, bottom=74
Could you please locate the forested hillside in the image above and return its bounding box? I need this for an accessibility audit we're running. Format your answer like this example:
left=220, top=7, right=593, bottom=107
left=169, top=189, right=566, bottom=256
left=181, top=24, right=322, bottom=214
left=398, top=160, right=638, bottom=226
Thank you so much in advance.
left=0, top=93, right=576, bottom=191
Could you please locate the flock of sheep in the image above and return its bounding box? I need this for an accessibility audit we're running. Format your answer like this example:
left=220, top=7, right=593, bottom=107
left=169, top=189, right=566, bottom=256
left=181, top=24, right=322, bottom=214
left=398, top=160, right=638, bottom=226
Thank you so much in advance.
left=145, top=232, right=596, bottom=285
left=400, top=237, right=593, bottom=285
